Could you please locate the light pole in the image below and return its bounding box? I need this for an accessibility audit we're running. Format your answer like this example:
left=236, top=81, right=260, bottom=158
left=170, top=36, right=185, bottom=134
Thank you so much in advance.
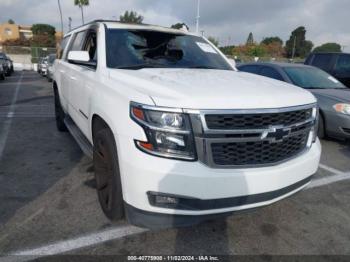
left=68, top=17, right=72, bottom=31
left=291, top=36, right=297, bottom=60
left=195, top=0, right=200, bottom=34
left=57, top=0, right=64, bottom=34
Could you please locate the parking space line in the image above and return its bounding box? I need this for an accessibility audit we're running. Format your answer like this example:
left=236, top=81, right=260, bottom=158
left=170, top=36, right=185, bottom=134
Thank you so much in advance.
left=0, top=72, right=23, bottom=161
left=318, top=163, right=345, bottom=175
left=7, top=225, right=147, bottom=259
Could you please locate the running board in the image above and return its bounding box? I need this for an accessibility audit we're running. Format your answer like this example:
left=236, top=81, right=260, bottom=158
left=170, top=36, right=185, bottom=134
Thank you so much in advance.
left=64, top=116, right=93, bottom=159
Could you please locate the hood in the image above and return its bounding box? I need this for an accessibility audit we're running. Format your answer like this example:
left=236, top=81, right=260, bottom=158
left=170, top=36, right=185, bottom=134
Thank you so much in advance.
left=309, top=88, right=350, bottom=103
left=109, top=68, right=316, bottom=110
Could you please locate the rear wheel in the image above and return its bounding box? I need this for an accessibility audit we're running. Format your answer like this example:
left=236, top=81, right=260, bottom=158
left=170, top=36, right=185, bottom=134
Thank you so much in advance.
left=93, top=128, right=124, bottom=220
left=54, top=88, right=68, bottom=132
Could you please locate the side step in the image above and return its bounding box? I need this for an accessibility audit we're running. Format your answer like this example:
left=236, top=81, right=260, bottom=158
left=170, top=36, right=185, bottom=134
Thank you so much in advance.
left=64, top=116, right=93, bottom=159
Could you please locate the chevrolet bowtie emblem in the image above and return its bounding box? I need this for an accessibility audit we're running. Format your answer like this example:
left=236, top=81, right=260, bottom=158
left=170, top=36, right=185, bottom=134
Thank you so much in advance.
left=261, top=126, right=292, bottom=143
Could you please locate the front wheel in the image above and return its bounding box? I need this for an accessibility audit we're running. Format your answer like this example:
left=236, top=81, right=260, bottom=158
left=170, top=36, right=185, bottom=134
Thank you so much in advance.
left=54, top=89, right=68, bottom=132
left=318, top=114, right=326, bottom=139
left=93, top=128, right=124, bottom=220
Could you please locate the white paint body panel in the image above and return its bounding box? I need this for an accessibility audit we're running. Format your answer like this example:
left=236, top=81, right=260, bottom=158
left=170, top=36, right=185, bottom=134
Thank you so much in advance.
left=54, top=22, right=321, bottom=218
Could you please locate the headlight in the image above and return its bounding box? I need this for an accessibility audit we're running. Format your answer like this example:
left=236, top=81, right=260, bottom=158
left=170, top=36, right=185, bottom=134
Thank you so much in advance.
left=333, top=104, right=350, bottom=115
left=130, top=102, right=196, bottom=161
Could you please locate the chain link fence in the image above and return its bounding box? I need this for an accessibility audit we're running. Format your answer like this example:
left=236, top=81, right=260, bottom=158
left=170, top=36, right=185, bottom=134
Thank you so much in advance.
left=0, top=45, right=56, bottom=70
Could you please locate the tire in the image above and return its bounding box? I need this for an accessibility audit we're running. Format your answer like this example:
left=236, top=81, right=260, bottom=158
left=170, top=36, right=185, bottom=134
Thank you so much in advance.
left=0, top=72, right=4, bottom=80
left=318, top=114, right=325, bottom=139
left=54, top=89, right=68, bottom=132
left=93, top=128, right=124, bottom=220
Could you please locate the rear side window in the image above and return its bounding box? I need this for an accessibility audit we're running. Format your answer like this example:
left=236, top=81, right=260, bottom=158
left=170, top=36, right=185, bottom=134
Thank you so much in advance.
left=311, top=54, right=332, bottom=70
left=335, top=55, right=350, bottom=73
left=260, top=67, right=284, bottom=81
left=239, top=65, right=260, bottom=74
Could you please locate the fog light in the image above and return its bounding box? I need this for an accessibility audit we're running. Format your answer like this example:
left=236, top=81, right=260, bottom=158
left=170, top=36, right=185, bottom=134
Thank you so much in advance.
left=155, top=195, right=179, bottom=205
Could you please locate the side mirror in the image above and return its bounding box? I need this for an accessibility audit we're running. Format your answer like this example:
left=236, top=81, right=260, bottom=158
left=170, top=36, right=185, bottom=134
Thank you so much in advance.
left=68, top=51, right=90, bottom=63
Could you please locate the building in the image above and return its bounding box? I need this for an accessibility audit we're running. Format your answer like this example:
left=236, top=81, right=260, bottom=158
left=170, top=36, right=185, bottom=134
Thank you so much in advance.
left=0, top=22, right=62, bottom=45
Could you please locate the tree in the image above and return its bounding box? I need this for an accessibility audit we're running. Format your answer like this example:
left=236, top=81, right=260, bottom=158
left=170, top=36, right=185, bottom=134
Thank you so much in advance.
left=208, top=37, right=219, bottom=47
left=220, top=45, right=236, bottom=55
left=120, top=11, right=144, bottom=24
left=261, top=36, right=283, bottom=46
left=262, top=42, right=285, bottom=57
left=31, top=24, right=56, bottom=47
left=74, top=0, right=89, bottom=25
left=8, top=19, right=15, bottom=24
left=313, top=43, right=342, bottom=53
left=32, top=24, right=56, bottom=36
left=246, top=44, right=266, bottom=57
left=171, top=23, right=189, bottom=31
left=246, top=32, right=254, bottom=45
left=285, top=26, right=313, bottom=58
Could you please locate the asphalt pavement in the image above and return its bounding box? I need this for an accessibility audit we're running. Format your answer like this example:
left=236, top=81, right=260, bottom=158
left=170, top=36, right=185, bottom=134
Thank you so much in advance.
left=0, top=71, right=350, bottom=259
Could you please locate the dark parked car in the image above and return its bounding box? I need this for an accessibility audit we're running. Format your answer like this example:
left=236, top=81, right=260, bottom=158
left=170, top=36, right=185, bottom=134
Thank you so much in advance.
left=0, top=57, right=5, bottom=80
left=238, top=62, right=350, bottom=140
left=305, top=52, right=350, bottom=88
left=46, top=54, right=56, bottom=82
left=0, top=52, right=13, bottom=76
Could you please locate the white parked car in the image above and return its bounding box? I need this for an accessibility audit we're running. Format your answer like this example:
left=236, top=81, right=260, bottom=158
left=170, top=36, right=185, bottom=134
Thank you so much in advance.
left=53, top=20, right=321, bottom=229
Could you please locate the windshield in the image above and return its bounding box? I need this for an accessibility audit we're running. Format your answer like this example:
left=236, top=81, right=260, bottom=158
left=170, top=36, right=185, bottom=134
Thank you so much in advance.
left=283, top=67, right=346, bottom=89
left=106, top=29, right=232, bottom=70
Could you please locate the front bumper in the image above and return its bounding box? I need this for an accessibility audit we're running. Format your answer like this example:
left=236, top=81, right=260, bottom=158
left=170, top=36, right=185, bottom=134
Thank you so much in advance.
left=325, top=112, right=350, bottom=139
left=117, top=134, right=321, bottom=228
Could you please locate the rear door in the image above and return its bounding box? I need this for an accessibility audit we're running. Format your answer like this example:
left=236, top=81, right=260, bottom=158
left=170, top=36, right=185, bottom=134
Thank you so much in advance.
left=333, top=54, right=350, bottom=88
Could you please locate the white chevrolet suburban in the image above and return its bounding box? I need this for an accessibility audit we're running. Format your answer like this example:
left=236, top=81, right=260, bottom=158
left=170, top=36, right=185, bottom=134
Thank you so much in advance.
left=53, top=20, right=321, bottom=229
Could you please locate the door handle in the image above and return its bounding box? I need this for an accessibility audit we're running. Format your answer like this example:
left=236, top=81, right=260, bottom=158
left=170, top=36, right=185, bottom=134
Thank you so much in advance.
left=70, top=76, right=77, bottom=81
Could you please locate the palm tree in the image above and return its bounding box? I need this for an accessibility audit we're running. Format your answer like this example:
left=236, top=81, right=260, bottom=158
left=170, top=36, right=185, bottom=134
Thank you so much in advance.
left=74, top=0, right=89, bottom=25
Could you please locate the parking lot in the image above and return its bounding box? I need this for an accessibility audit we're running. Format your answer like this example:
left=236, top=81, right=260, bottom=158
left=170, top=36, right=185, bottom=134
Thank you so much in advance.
left=1, top=71, right=350, bottom=258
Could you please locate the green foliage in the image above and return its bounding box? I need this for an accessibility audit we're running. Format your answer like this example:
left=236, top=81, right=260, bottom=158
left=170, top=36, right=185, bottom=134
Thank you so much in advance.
left=285, top=26, right=314, bottom=58
left=32, top=24, right=56, bottom=36
left=8, top=19, right=15, bottom=24
left=171, top=23, right=189, bottom=30
left=74, top=0, right=89, bottom=6
left=246, top=44, right=266, bottom=57
left=313, top=43, right=342, bottom=53
left=208, top=37, right=219, bottom=47
left=246, top=32, right=254, bottom=45
left=120, top=11, right=144, bottom=24
left=220, top=45, right=236, bottom=55
left=261, top=36, right=283, bottom=46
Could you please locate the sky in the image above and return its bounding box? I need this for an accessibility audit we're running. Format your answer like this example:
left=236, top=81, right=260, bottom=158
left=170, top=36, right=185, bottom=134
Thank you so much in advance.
left=1, top=0, right=349, bottom=51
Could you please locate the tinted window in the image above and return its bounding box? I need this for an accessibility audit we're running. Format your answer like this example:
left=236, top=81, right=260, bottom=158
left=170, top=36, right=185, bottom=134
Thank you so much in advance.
left=239, top=65, right=260, bottom=74
left=260, top=67, right=284, bottom=81
left=70, top=31, right=87, bottom=52
left=283, top=67, right=346, bottom=89
left=106, top=29, right=232, bottom=70
left=335, top=55, right=350, bottom=73
left=311, top=54, right=332, bottom=70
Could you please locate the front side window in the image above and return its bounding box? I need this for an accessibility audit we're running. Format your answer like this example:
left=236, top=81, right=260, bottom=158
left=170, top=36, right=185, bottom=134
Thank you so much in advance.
left=335, top=55, right=350, bottom=73
left=284, top=67, right=346, bottom=89
left=311, top=54, right=332, bottom=70
left=106, top=29, right=232, bottom=70
left=69, top=31, right=87, bottom=52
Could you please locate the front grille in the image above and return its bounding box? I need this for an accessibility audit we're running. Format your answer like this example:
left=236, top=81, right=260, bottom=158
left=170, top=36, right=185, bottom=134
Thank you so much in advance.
left=211, top=133, right=308, bottom=166
left=205, top=108, right=312, bottom=130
